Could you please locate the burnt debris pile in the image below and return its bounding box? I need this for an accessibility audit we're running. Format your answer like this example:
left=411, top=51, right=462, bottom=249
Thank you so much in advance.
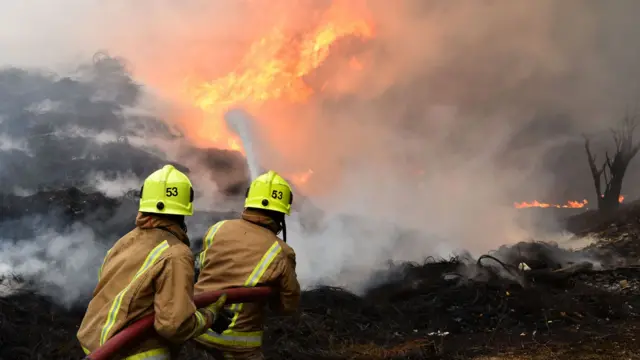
left=0, top=53, right=179, bottom=194
left=0, top=53, right=250, bottom=199
left=0, top=50, right=251, bottom=249
left=4, top=229, right=637, bottom=359
left=0, top=186, right=239, bottom=251
left=566, top=201, right=640, bottom=260
left=251, top=249, right=640, bottom=359
left=0, top=187, right=135, bottom=241
left=0, top=288, right=86, bottom=360
left=3, top=243, right=638, bottom=360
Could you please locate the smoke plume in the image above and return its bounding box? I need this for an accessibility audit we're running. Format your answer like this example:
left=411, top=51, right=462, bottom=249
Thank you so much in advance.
left=2, top=0, right=640, bottom=303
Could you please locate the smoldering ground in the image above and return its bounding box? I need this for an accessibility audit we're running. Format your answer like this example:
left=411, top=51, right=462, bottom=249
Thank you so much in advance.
left=2, top=0, right=640, bottom=304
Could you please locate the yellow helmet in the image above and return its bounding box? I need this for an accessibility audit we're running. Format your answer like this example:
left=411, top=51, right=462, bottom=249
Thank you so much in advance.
left=139, top=164, right=194, bottom=216
left=244, top=170, right=293, bottom=215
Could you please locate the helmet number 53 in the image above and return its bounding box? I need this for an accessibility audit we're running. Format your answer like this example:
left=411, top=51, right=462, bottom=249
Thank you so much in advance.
left=271, top=190, right=283, bottom=200
left=166, top=187, right=179, bottom=197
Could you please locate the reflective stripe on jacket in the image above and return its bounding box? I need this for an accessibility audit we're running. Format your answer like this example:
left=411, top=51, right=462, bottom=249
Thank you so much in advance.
left=77, top=212, right=212, bottom=358
left=194, top=209, right=301, bottom=350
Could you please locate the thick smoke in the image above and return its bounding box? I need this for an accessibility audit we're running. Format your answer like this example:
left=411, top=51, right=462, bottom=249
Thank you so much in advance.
left=0, top=55, right=248, bottom=306
left=239, top=0, right=640, bottom=286
left=2, top=0, right=640, bottom=302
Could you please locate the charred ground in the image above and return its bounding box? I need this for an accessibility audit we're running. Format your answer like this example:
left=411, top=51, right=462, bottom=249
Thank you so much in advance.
left=1, top=189, right=640, bottom=360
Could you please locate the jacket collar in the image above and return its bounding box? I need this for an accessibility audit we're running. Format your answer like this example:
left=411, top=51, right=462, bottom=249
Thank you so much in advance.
left=135, top=212, right=190, bottom=246
left=241, top=208, right=282, bottom=234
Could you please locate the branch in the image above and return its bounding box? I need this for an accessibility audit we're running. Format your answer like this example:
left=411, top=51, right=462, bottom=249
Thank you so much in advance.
left=584, top=136, right=604, bottom=198
left=623, top=113, right=639, bottom=132
left=617, top=114, right=640, bottom=161
left=605, top=151, right=613, bottom=170
left=611, top=128, right=622, bottom=151
left=626, top=114, right=640, bottom=159
left=584, top=137, right=603, bottom=175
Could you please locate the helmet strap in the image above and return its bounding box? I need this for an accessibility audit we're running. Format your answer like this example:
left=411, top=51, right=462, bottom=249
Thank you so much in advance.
left=281, top=218, right=287, bottom=243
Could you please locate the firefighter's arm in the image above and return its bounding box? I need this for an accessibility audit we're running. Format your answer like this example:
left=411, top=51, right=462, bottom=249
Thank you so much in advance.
left=269, top=250, right=301, bottom=315
left=153, top=249, right=216, bottom=343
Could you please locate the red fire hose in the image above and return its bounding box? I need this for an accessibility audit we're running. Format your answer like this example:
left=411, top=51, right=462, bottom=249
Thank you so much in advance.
left=84, top=287, right=272, bottom=360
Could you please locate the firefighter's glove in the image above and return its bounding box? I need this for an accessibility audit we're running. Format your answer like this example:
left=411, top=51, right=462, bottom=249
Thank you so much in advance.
left=201, top=294, right=228, bottom=329
left=210, top=306, right=234, bottom=334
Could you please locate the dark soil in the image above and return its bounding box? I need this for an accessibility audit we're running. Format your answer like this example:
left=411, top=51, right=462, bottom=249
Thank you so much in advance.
left=2, top=244, right=640, bottom=359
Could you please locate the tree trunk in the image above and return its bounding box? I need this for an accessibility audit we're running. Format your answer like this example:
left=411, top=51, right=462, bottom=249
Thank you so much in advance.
left=596, top=194, right=605, bottom=210
left=600, top=170, right=626, bottom=213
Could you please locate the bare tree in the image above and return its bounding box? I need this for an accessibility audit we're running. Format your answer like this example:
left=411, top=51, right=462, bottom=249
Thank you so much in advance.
left=584, top=115, right=640, bottom=213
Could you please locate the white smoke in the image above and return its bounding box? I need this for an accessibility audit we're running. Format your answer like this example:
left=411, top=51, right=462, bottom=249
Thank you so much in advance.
left=0, top=223, right=108, bottom=307
left=89, top=171, right=141, bottom=198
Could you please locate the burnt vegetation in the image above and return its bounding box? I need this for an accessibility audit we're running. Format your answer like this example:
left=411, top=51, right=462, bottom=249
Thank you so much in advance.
left=1, top=54, right=640, bottom=359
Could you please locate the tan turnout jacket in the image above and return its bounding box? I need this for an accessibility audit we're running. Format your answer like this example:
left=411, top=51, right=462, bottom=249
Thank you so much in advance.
left=77, top=213, right=213, bottom=359
left=194, top=209, right=301, bottom=351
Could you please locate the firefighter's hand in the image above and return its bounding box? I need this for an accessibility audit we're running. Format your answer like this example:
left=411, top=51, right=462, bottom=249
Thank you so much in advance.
left=206, top=293, right=228, bottom=314
left=210, top=307, right=234, bottom=334
left=201, top=294, right=228, bottom=329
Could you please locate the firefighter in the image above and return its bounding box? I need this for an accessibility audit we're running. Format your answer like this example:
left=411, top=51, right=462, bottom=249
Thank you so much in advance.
left=77, top=164, right=229, bottom=360
left=194, top=170, right=301, bottom=360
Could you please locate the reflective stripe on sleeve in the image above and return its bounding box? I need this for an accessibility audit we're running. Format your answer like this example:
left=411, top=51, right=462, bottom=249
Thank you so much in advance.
left=196, top=329, right=263, bottom=348
left=188, top=309, right=208, bottom=338
left=99, top=240, right=170, bottom=345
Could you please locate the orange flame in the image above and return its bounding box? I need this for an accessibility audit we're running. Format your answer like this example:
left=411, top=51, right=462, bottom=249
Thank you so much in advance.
left=514, top=195, right=625, bottom=209
left=183, top=2, right=374, bottom=152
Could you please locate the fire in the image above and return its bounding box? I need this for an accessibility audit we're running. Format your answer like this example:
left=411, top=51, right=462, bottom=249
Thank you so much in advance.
left=183, top=1, right=374, bottom=152
left=514, top=195, right=625, bottom=209
left=514, top=199, right=588, bottom=209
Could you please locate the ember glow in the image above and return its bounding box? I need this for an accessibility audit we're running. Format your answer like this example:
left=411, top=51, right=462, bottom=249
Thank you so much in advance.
left=514, top=195, right=625, bottom=209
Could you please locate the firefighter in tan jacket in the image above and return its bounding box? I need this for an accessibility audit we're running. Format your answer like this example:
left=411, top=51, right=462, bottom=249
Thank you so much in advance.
left=77, top=165, right=228, bottom=360
left=194, top=170, right=301, bottom=360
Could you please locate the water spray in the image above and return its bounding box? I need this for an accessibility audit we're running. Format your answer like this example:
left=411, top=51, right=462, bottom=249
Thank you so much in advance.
left=224, top=108, right=261, bottom=181
left=223, top=107, right=325, bottom=233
